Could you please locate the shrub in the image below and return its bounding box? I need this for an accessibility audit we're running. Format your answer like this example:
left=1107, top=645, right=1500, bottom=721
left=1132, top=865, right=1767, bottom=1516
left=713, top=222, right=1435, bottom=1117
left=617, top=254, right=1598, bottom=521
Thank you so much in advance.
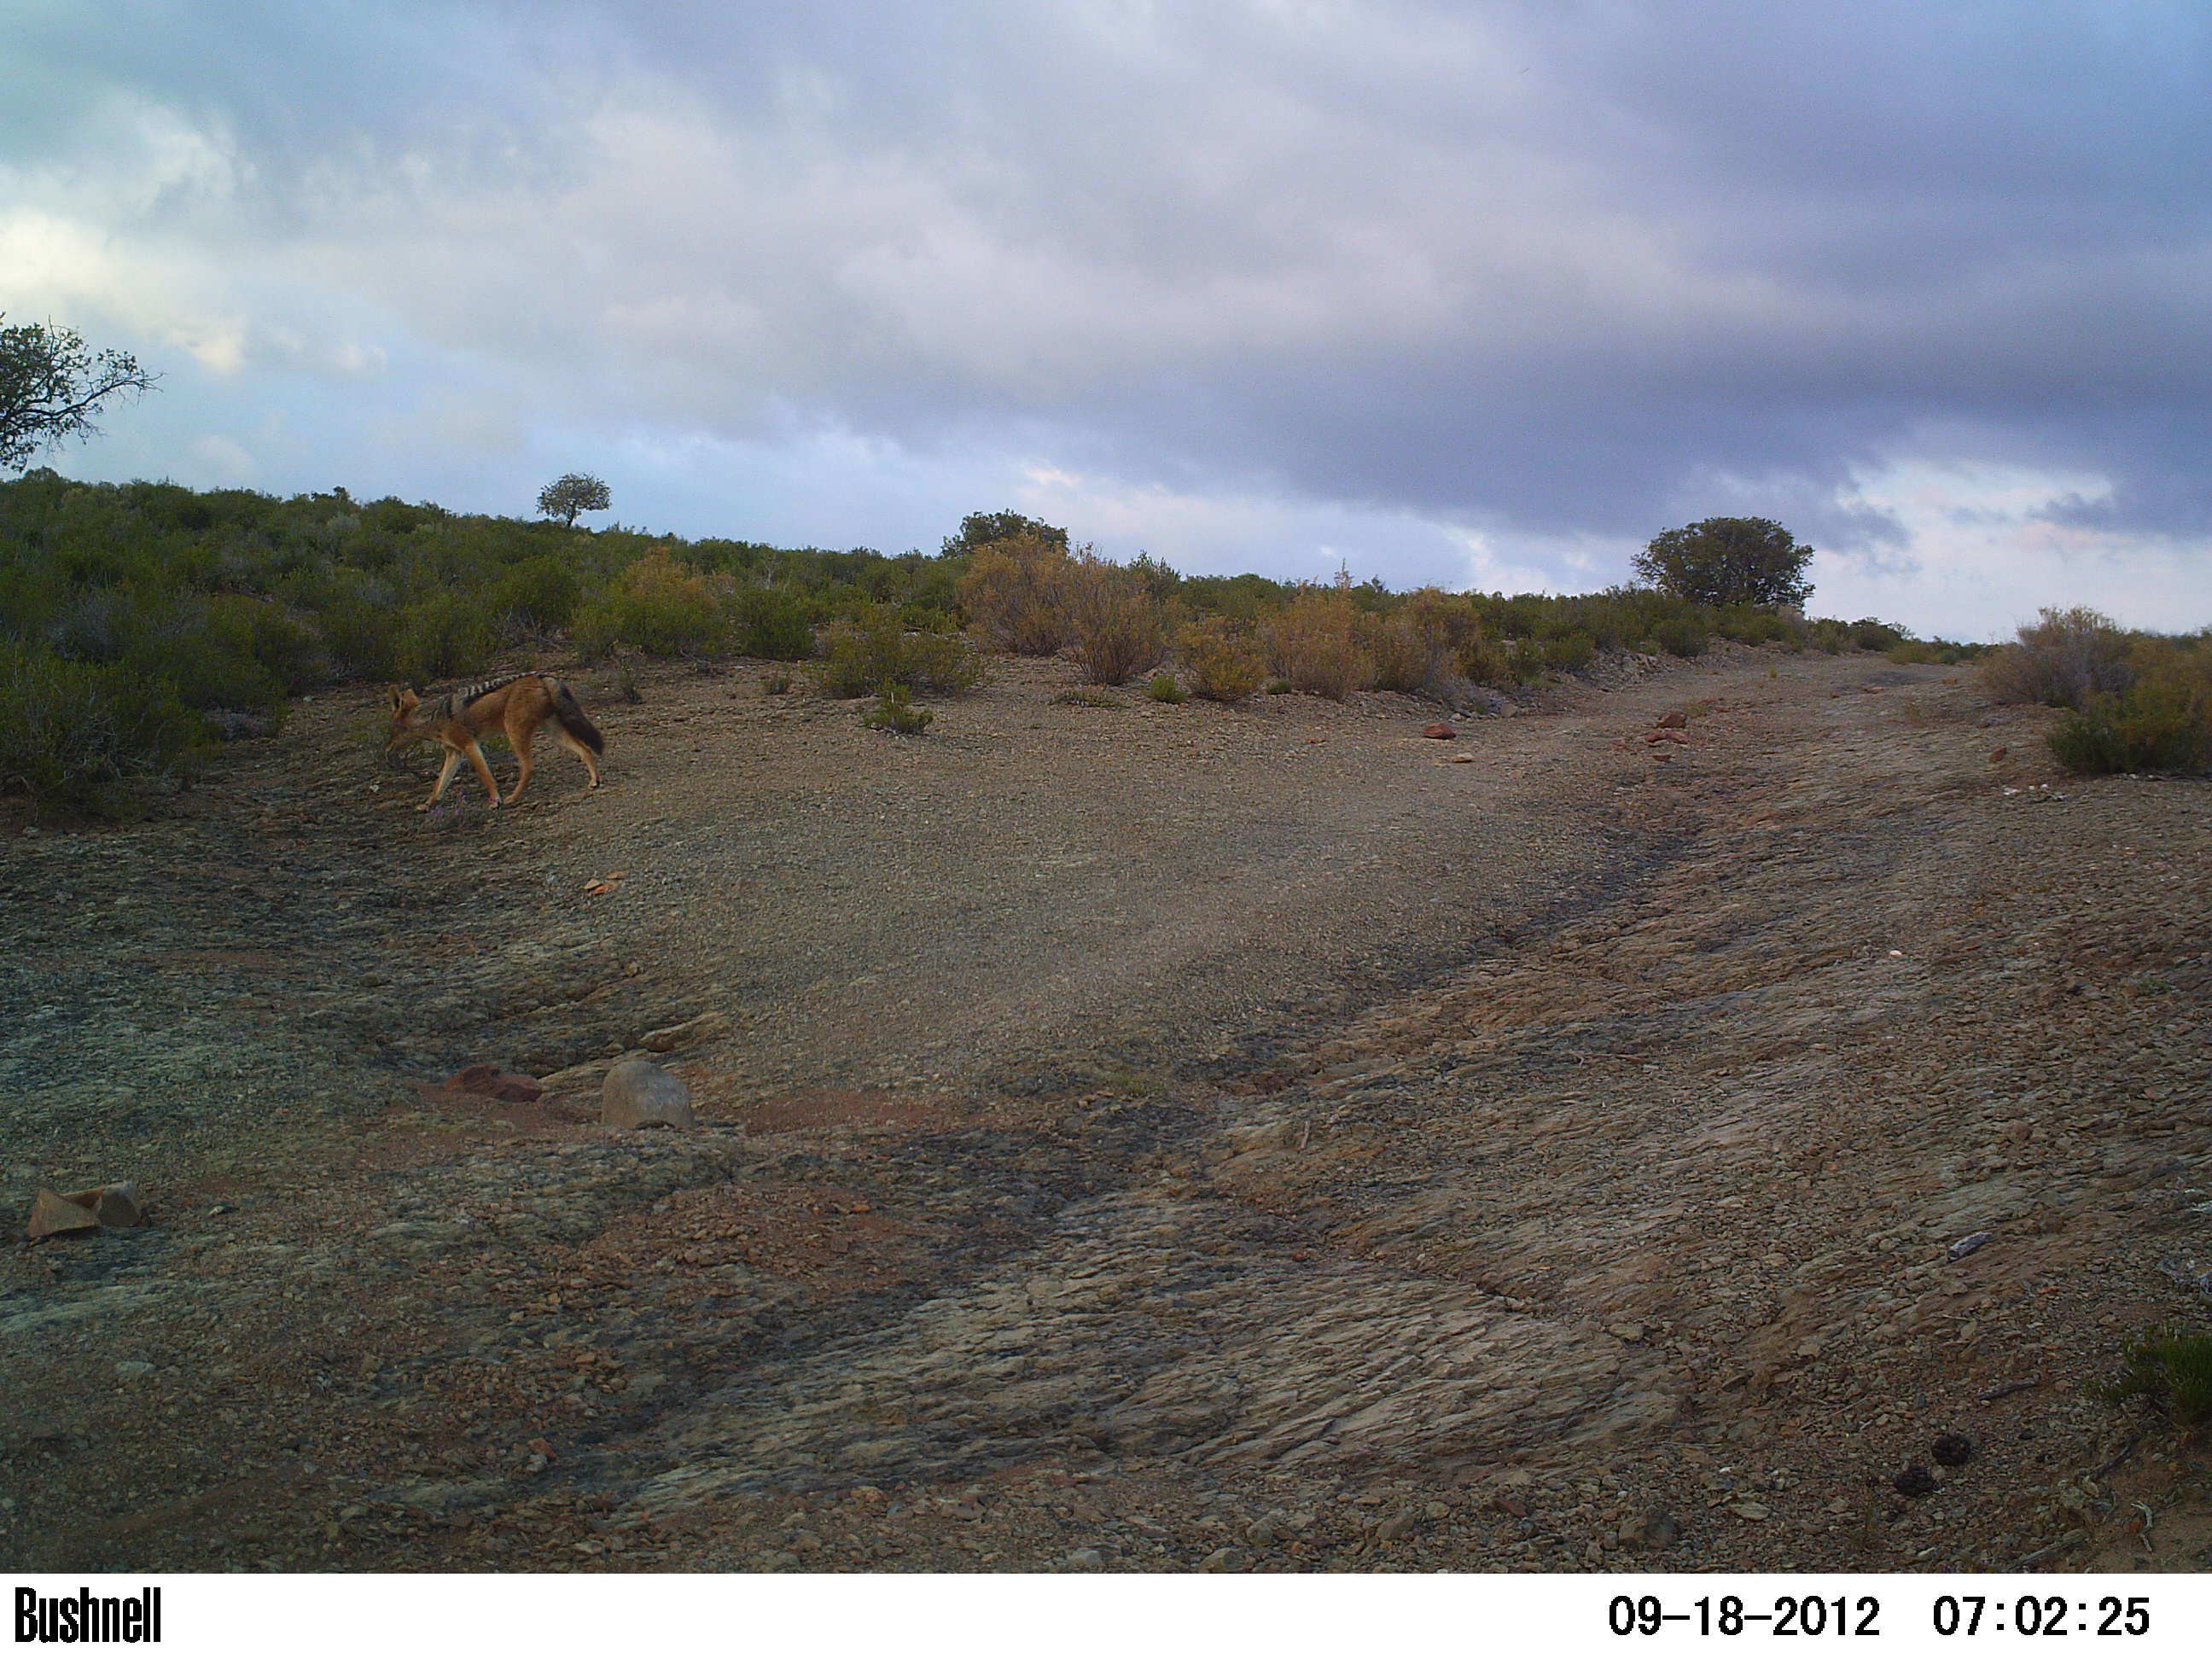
left=2098, top=1324, right=2212, bottom=1427
left=861, top=683, right=933, bottom=735
left=727, top=586, right=818, bottom=661
left=393, top=589, right=500, bottom=684
left=1653, top=616, right=1710, bottom=658
left=488, top=555, right=582, bottom=641
left=1265, top=678, right=1293, bottom=695
left=573, top=550, right=730, bottom=660
left=0, top=640, right=209, bottom=817
left=1542, top=631, right=1596, bottom=674
left=1848, top=617, right=1907, bottom=653
left=2048, top=644, right=2212, bottom=775
left=1144, top=672, right=1188, bottom=703
left=1177, top=617, right=1267, bottom=702
left=812, top=603, right=984, bottom=697
left=1060, top=553, right=1167, bottom=684
left=1980, top=606, right=2133, bottom=708
left=1364, top=590, right=1471, bottom=694
left=959, top=534, right=1072, bottom=655
left=1458, top=634, right=1512, bottom=688
left=1263, top=588, right=1372, bottom=700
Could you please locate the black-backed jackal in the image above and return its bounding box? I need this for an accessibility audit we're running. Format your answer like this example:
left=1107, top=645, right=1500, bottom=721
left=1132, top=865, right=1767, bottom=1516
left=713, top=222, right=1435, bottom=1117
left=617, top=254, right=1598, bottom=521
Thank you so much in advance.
left=387, top=672, right=604, bottom=809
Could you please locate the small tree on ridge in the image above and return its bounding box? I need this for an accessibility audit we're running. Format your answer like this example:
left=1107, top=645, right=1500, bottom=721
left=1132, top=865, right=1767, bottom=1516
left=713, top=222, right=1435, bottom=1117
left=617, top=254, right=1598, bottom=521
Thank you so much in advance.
left=538, top=472, right=610, bottom=527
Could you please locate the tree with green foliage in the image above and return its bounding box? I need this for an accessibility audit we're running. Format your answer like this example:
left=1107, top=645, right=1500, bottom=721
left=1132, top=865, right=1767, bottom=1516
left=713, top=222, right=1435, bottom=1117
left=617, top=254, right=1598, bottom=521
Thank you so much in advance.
left=0, top=317, right=160, bottom=472
left=940, top=509, right=1068, bottom=557
left=537, top=471, right=610, bottom=527
left=1633, top=516, right=1813, bottom=608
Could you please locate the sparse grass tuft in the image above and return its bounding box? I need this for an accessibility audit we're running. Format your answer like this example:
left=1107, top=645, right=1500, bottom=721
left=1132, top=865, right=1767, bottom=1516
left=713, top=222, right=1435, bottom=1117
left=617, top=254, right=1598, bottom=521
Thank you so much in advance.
left=1053, top=686, right=1125, bottom=707
left=2098, top=1324, right=2212, bottom=1429
left=861, top=683, right=934, bottom=735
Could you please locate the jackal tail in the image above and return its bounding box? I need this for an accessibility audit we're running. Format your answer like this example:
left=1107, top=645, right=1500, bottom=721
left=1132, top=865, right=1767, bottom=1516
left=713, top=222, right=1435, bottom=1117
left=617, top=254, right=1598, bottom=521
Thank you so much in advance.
left=550, top=679, right=605, bottom=756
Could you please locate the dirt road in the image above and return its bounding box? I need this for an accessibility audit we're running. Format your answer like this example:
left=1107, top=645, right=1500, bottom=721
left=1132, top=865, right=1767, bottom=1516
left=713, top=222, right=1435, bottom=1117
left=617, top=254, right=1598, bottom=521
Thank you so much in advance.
left=3, top=646, right=2207, bottom=1573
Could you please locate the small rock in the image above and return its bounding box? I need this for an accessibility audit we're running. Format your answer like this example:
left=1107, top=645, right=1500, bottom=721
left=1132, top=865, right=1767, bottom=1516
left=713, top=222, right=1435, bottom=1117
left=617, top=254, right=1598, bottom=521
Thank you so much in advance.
left=26, top=1189, right=102, bottom=1240
left=1726, top=1501, right=1770, bottom=1520
left=1494, top=1494, right=1528, bottom=1517
left=1606, top=1321, right=1645, bottom=1342
left=1372, top=1512, right=1416, bottom=1541
left=1932, top=1434, right=1976, bottom=1468
left=1988, top=746, right=2007, bottom=762
left=1243, top=1518, right=1281, bottom=1548
left=1894, top=1465, right=1939, bottom=1498
left=643, top=1011, right=731, bottom=1053
left=1948, top=1231, right=1992, bottom=1260
left=1196, top=1546, right=1251, bottom=1572
left=443, top=1063, right=544, bottom=1103
left=1451, top=752, right=1476, bottom=764
left=1422, top=722, right=1457, bottom=740
left=1636, top=1511, right=1682, bottom=1549
left=1656, top=709, right=1688, bottom=728
left=1063, top=1548, right=1104, bottom=1569
left=61, top=1182, right=148, bottom=1229
left=114, top=1360, right=155, bottom=1382
left=601, top=1061, right=697, bottom=1131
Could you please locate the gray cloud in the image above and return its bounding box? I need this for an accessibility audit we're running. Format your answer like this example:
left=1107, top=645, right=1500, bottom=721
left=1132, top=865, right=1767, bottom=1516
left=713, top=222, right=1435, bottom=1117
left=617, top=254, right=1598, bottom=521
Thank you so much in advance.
left=7, top=0, right=2210, bottom=625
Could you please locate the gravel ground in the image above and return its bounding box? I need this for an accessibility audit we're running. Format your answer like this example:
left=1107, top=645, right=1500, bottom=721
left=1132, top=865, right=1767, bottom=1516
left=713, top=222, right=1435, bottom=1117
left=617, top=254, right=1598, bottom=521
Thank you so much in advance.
left=2, top=645, right=2206, bottom=1575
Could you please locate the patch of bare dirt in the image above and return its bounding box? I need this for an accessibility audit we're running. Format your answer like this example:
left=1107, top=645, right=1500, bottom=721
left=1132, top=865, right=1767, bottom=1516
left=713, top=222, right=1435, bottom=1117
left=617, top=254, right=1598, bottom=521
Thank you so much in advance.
left=3, top=647, right=2207, bottom=1575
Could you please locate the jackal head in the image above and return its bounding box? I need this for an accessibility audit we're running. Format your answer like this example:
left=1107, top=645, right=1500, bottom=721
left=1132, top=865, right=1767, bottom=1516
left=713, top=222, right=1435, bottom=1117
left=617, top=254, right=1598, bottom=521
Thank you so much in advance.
left=385, top=685, right=426, bottom=751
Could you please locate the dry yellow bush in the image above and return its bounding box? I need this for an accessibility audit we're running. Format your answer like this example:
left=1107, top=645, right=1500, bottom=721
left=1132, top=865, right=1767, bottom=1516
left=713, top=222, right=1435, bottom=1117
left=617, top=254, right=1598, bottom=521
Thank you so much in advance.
left=1061, top=553, right=1167, bottom=684
left=959, top=535, right=1073, bottom=656
left=1263, top=587, right=1373, bottom=700
left=1177, top=616, right=1268, bottom=701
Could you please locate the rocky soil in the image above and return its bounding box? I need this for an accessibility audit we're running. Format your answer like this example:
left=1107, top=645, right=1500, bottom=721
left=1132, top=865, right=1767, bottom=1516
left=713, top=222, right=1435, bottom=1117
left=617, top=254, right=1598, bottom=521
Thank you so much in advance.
left=2, top=645, right=2207, bottom=1575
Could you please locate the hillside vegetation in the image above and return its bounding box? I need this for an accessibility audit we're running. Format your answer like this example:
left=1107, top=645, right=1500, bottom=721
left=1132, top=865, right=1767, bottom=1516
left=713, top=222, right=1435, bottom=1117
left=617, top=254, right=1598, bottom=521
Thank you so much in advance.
left=2, top=470, right=2133, bottom=820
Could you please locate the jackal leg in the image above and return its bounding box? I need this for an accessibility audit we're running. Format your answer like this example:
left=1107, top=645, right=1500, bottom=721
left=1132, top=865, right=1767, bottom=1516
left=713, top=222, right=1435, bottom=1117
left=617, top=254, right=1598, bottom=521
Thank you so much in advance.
left=503, top=719, right=536, bottom=805
left=463, top=737, right=504, bottom=806
left=420, top=747, right=464, bottom=809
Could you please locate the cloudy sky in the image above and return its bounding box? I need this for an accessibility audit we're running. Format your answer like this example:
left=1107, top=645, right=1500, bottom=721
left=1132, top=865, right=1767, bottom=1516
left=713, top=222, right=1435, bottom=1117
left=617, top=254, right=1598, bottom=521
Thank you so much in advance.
left=6, top=1, right=2209, bottom=638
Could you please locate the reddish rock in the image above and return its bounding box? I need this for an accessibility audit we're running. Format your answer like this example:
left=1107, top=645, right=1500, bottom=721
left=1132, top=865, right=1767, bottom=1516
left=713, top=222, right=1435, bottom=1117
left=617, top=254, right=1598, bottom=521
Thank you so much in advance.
left=444, top=1063, right=544, bottom=1103
left=61, top=1182, right=148, bottom=1229
left=1656, top=709, right=1688, bottom=728
left=1422, top=722, right=1456, bottom=740
left=26, top=1189, right=102, bottom=1241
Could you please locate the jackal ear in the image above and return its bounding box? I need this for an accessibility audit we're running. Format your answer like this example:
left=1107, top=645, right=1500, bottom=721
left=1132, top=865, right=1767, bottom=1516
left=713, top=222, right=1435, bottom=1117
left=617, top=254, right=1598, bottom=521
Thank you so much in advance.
left=388, top=685, right=417, bottom=713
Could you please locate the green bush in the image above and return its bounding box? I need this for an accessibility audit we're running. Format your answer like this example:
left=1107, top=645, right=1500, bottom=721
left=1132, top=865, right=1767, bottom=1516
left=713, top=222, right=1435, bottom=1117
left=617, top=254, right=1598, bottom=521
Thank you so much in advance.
left=488, top=555, right=582, bottom=640
left=393, top=589, right=500, bottom=684
left=0, top=640, right=210, bottom=817
left=2098, top=1324, right=2212, bottom=1427
left=573, top=550, right=731, bottom=660
left=728, top=586, right=818, bottom=661
left=1542, top=631, right=1596, bottom=674
left=1143, top=672, right=1188, bottom=703
left=2048, top=649, right=2212, bottom=775
left=1652, top=616, right=1709, bottom=658
left=812, top=603, right=984, bottom=697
